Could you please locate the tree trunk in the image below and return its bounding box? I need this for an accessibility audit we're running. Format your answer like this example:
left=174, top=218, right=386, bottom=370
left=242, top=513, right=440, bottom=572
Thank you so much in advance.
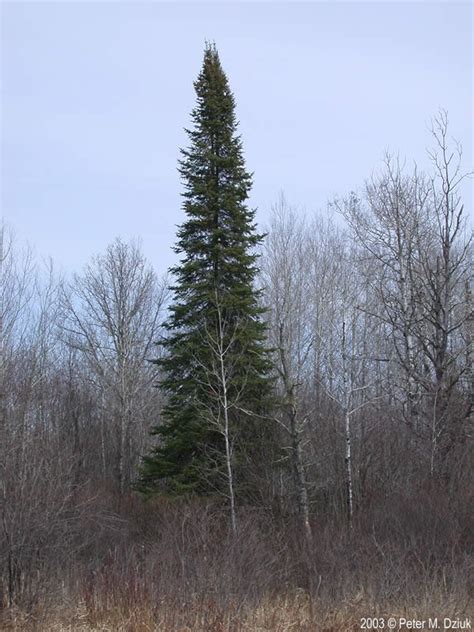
left=344, top=406, right=354, bottom=526
left=288, top=402, right=312, bottom=542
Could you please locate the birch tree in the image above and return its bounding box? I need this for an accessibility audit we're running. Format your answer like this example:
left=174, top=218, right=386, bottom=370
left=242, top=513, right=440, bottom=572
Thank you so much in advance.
left=190, top=289, right=257, bottom=532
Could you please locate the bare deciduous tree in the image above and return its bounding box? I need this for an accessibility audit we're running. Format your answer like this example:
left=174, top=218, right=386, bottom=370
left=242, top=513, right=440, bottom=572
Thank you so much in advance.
left=262, top=197, right=315, bottom=541
left=334, top=113, right=472, bottom=478
left=60, top=238, right=167, bottom=494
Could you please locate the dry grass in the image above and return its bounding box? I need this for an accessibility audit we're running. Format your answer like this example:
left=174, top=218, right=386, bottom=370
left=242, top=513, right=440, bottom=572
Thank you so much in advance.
left=2, top=593, right=472, bottom=632
left=2, top=583, right=471, bottom=631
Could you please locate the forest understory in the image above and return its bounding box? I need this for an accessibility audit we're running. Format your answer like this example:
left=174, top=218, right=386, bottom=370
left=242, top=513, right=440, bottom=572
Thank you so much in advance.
left=1, top=481, right=472, bottom=632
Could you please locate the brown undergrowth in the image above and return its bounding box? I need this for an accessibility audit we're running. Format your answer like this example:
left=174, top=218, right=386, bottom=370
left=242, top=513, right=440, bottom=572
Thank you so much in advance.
left=1, top=487, right=472, bottom=631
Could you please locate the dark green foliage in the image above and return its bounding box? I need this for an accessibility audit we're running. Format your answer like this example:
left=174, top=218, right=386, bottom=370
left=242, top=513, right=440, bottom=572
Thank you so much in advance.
left=139, top=44, right=273, bottom=496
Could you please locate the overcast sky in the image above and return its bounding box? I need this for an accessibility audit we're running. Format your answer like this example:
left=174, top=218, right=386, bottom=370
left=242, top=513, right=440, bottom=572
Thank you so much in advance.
left=2, top=1, right=472, bottom=274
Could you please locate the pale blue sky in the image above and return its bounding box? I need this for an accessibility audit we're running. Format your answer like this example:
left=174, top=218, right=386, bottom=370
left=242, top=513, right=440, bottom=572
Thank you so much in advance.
left=2, top=2, right=472, bottom=274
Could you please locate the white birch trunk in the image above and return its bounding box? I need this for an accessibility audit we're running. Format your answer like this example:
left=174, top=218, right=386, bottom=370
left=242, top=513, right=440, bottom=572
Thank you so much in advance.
left=216, top=301, right=237, bottom=533
left=342, top=320, right=354, bottom=526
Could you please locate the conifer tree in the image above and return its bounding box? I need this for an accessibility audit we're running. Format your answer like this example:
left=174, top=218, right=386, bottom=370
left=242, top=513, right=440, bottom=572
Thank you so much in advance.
left=139, top=44, right=273, bottom=499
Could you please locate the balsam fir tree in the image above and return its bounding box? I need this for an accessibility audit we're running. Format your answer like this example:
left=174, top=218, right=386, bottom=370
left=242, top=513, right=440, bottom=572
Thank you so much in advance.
left=139, top=44, right=273, bottom=507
